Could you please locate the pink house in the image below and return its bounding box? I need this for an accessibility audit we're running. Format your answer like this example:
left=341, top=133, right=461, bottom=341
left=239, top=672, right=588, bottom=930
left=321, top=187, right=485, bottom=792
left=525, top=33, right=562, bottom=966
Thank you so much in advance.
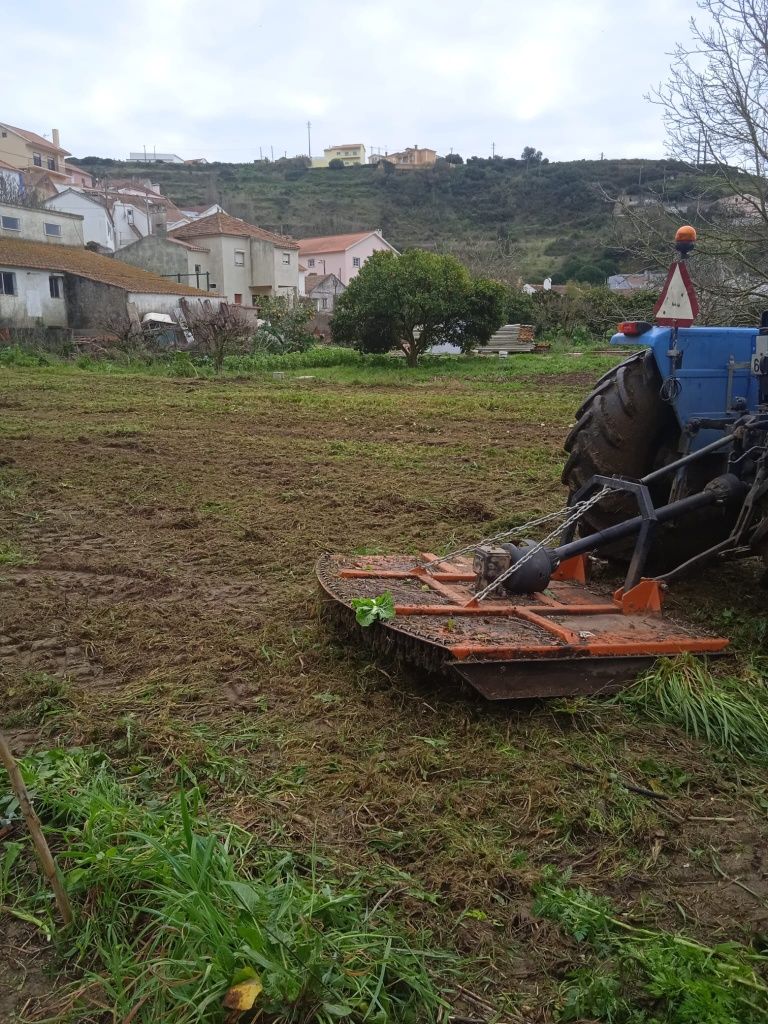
left=296, top=230, right=398, bottom=285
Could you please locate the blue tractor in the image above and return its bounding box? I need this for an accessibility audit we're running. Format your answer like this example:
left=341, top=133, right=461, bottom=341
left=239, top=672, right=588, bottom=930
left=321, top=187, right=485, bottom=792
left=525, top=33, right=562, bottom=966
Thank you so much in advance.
left=562, top=279, right=768, bottom=582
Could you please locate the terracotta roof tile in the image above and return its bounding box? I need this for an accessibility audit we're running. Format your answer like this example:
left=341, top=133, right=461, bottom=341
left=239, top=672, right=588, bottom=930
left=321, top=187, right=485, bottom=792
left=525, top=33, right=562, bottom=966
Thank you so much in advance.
left=170, top=211, right=299, bottom=248
left=166, top=237, right=210, bottom=253
left=298, top=231, right=379, bottom=254
left=0, top=123, right=70, bottom=156
left=0, top=238, right=216, bottom=295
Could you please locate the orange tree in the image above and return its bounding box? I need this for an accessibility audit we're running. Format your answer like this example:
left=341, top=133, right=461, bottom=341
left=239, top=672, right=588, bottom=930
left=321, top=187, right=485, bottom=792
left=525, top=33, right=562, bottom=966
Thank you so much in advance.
left=330, top=249, right=506, bottom=366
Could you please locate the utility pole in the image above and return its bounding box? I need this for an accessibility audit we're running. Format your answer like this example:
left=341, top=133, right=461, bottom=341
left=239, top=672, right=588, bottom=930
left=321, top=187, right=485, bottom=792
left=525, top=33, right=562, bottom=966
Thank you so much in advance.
left=270, top=145, right=274, bottom=161
left=492, top=141, right=495, bottom=158
left=307, top=120, right=312, bottom=159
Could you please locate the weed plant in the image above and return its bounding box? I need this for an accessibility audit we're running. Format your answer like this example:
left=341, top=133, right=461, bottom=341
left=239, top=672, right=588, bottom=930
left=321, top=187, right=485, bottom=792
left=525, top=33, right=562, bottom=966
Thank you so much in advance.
left=535, top=870, right=768, bottom=1023
left=616, top=654, right=768, bottom=761
left=0, top=748, right=454, bottom=1024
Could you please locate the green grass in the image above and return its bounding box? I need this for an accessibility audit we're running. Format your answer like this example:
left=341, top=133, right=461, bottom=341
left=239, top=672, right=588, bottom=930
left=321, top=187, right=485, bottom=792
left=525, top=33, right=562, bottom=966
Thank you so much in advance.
left=615, top=655, right=768, bottom=761
left=0, top=340, right=623, bottom=382
left=534, top=871, right=768, bottom=1023
left=0, top=747, right=455, bottom=1024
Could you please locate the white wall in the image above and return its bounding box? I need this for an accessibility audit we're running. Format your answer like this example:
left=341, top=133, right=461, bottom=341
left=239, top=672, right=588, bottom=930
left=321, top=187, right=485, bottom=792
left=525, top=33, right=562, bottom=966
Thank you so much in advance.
left=113, top=201, right=151, bottom=250
left=128, top=292, right=207, bottom=316
left=44, top=191, right=114, bottom=249
left=272, top=245, right=299, bottom=301
left=1, top=203, right=84, bottom=246
left=0, top=267, right=68, bottom=327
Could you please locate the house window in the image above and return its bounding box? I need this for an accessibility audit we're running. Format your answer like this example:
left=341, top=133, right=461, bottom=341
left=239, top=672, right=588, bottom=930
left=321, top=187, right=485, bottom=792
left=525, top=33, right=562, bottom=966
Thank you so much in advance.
left=321, top=297, right=328, bottom=309
left=282, top=252, right=290, bottom=264
left=234, top=250, right=245, bottom=266
left=47, top=157, right=56, bottom=171
left=307, top=258, right=315, bottom=267
left=33, top=153, right=42, bottom=167
left=44, top=223, right=62, bottom=236
left=0, top=271, right=16, bottom=295
left=234, top=293, right=243, bottom=305
left=126, top=207, right=134, bottom=223
left=194, top=263, right=202, bottom=273
left=352, top=257, right=361, bottom=268
left=49, top=276, right=63, bottom=298
left=1, top=216, right=20, bottom=231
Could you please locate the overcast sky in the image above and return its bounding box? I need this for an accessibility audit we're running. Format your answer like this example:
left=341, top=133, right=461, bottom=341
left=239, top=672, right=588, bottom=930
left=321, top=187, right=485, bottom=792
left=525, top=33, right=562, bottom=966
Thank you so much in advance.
left=3, top=0, right=699, bottom=164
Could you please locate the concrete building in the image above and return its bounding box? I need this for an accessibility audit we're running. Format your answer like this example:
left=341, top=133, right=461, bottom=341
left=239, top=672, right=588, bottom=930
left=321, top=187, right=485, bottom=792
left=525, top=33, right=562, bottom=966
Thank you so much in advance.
left=45, top=184, right=184, bottom=252
left=369, top=146, right=437, bottom=169
left=0, top=123, right=70, bottom=182
left=44, top=189, right=115, bottom=250
left=607, top=271, right=663, bottom=292
left=129, top=151, right=184, bottom=163
left=312, top=144, right=366, bottom=168
left=169, top=210, right=300, bottom=304
left=297, top=230, right=397, bottom=285
left=304, top=272, right=345, bottom=312
left=0, top=202, right=215, bottom=331
left=0, top=203, right=84, bottom=247
left=116, top=234, right=213, bottom=291
left=64, top=165, right=94, bottom=188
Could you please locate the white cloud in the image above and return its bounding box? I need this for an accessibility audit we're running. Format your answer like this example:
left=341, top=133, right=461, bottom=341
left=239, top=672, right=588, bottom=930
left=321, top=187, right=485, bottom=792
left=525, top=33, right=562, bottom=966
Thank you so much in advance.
left=2, top=0, right=698, bottom=160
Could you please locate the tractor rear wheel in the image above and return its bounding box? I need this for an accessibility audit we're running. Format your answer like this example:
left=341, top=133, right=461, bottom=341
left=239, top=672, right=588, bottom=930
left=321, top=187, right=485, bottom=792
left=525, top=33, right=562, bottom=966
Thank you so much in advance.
left=561, top=349, right=733, bottom=569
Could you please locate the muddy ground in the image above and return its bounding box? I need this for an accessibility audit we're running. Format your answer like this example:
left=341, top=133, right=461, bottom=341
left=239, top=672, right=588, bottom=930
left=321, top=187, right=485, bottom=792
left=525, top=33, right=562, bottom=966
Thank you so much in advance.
left=1, top=361, right=768, bottom=1021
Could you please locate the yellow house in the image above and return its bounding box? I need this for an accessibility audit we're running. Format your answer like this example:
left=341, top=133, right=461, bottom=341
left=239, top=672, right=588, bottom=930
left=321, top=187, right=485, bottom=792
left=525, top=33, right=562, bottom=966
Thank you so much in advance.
left=0, top=123, right=70, bottom=182
left=312, top=143, right=366, bottom=168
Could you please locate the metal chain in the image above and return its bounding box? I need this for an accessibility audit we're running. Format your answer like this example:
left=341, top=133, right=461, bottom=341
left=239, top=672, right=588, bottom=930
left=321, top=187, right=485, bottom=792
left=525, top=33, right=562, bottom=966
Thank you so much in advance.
left=472, top=487, right=610, bottom=602
left=412, top=494, right=608, bottom=572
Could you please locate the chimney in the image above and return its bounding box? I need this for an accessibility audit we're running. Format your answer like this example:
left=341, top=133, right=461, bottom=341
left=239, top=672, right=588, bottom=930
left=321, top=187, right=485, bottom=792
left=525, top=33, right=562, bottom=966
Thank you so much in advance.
left=153, top=206, right=167, bottom=238
left=52, top=128, right=60, bottom=149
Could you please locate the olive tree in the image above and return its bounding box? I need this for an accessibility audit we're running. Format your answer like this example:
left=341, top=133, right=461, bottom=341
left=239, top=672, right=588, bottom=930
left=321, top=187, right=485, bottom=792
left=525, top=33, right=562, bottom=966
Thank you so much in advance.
left=330, top=250, right=506, bottom=366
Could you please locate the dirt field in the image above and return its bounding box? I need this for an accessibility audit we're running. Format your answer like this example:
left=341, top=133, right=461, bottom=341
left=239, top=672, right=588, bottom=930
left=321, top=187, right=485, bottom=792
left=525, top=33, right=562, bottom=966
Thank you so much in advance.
left=2, top=357, right=768, bottom=1021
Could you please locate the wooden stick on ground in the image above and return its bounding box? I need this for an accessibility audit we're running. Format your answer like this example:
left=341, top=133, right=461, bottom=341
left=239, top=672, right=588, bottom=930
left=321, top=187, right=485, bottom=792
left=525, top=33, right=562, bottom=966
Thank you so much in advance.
left=0, top=730, right=73, bottom=927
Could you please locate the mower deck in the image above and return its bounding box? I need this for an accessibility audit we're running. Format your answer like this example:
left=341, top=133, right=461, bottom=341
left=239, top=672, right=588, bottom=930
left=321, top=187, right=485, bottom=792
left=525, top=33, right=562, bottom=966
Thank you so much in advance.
left=317, top=552, right=729, bottom=700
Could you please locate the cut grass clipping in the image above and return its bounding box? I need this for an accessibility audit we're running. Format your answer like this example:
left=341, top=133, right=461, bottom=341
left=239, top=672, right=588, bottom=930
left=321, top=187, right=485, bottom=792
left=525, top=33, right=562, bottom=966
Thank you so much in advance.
left=615, top=653, right=768, bottom=760
left=0, top=748, right=454, bottom=1023
left=535, top=869, right=768, bottom=1023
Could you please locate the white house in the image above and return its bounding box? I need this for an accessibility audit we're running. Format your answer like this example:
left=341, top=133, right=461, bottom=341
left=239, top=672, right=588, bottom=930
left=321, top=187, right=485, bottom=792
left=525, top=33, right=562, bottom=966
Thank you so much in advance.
left=129, top=152, right=184, bottom=164
left=169, top=210, right=300, bottom=304
left=44, top=188, right=115, bottom=250
left=296, top=230, right=398, bottom=285
left=0, top=202, right=217, bottom=331
left=304, top=272, right=346, bottom=312
left=45, top=184, right=183, bottom=252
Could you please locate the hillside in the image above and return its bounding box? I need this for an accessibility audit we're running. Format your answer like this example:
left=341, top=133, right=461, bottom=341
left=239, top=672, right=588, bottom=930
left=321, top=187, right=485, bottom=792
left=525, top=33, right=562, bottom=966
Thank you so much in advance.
left=72, top=156, right=713, bottom=280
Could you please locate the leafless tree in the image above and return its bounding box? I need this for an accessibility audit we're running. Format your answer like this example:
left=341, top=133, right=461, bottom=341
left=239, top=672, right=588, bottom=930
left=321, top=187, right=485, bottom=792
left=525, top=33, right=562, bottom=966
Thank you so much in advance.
left=182, top=300, right=254, bottom=371
left=0, top=174, right=45, bottom=208
left=439, top=238, right=524, bottom=289
left=607, top=1, right=768, bottom=322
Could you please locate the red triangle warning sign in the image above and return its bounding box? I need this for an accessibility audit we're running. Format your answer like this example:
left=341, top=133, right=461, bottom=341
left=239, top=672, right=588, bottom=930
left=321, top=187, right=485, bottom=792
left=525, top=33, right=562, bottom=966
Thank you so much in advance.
left=653, top=261, right=699, bottom=326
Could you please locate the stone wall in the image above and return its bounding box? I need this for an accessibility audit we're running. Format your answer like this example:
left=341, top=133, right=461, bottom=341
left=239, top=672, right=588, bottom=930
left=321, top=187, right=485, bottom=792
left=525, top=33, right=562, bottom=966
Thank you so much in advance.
left=64, top=275, right=126, bottom=329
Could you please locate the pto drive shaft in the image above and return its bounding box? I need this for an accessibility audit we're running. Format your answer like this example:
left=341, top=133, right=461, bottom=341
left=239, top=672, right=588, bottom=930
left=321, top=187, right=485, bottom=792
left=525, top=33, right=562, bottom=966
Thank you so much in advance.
left=473, top=474, right=747, bottom=595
